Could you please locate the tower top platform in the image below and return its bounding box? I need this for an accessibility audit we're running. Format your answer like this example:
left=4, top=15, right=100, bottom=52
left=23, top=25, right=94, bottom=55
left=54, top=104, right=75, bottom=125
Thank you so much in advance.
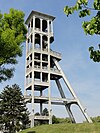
left=25, top=10, right=55, bottom=24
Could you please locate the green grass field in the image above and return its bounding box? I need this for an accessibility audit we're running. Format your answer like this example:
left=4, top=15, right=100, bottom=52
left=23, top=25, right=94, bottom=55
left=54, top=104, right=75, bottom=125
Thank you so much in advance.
left=19, top=123, right=100, bottom=133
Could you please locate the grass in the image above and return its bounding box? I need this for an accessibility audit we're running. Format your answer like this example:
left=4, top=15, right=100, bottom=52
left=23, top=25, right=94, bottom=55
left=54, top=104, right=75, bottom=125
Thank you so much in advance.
left=19, top=123, right=100, bottom=133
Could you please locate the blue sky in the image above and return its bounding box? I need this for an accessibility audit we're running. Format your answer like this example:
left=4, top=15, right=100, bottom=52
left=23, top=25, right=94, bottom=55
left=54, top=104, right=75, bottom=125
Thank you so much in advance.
left=0, top=0, right=100, bottom=122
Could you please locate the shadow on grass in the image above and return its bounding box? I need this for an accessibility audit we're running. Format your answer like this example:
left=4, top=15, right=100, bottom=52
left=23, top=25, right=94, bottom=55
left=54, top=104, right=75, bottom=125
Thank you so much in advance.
left=27, top=131, right=36, bottom=133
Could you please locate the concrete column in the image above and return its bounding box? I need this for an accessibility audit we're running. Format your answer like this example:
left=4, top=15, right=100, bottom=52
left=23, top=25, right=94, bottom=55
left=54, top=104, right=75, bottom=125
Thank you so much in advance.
left=31, top=113, right=34, bottom=127
left=31, top=84, right=34, bottom=127
left=28, top=22, right=30, bottom=34
left=40, top=19, right=42, bottom=32
left=40, top=34, right=42, bottom=76
left=40, top=90, right=42, bottom=115
left=47, top=20, right=50, bottom=33
left=33, top=16, right=35, bottom=30
left=40, top=34, right=42, bottom=51
left=31, top=24, right=35, bottom=127
left=30, top=21, right=31, bottom=34
left=49, top=21, right=52, bottom=33
left=26, top=25, right=29, bottom=55
left=25, top=38, right=28, bottom=94
left=27, top=75, right=29, bottom=85
left=51, top=21, right=53, bottom=33
left=24, top=89, right=27, bottom=96
left=26, top=39, right=29, bottom=54
left=32, top=16, right=35, bottom=49
left=48, top=85, right=52, bottom=124
left=48, top=31, right=52, bottom=124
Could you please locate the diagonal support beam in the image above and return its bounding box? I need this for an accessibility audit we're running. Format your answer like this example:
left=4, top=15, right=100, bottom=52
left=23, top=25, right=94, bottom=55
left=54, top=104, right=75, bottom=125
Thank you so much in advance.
left=56, top=79, right=76, bottom=123
left=53, top=58, right=92, bottom=123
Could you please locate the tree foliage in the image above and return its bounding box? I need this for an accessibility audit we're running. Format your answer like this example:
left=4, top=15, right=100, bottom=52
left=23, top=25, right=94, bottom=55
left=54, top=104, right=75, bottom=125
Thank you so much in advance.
left=52, top=115, right=59, bottom=124
left=0, top=84, right=30, bottom=133
left=91, top=116, right=100, bottom=123
left=52, top=115, right=72, bottom=124
left=42, top=108, right=49, bottom=116
left=64, top=0, right=100, bottom=62
left=0, top=8, right=27, bottom=82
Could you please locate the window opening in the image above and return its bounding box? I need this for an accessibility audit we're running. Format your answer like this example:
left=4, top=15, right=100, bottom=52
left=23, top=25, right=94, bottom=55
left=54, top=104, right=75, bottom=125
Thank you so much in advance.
left=42, top=73, right=48, bottom=82
left=35, top=34, right=41, bottom=49
left=35, top=18, right=40, bottom=30
left=42, top=20, right=47, bottom=32
left=42, top=54, right=48, bottom=61
left=42, top=35, right=48, bottom=51
left=34, top=72, right=41, bottom=81
left=34, top=53, right=40, bottom=60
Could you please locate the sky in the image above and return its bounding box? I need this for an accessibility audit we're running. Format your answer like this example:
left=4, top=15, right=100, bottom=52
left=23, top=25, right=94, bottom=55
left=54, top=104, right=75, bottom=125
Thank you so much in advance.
left=0, top=0, right=100, bottom=122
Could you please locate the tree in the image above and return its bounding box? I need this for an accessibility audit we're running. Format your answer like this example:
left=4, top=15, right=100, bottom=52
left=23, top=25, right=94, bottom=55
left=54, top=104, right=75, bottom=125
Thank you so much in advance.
left=42, top=108, right=49, bottom=116
left=64, top=0, right=100, bottom=62
left=0, top=84, right=30, bottom=133
left=52, top=115, right=59, bottom=124
left=91, top=116, right=100, bottom=123
left=0, top=8, right=27, bottom=82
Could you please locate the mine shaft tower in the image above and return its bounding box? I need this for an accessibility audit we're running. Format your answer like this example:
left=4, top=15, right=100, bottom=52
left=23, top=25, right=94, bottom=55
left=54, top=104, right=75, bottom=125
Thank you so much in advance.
left=25, top=11, right=92, bottom=127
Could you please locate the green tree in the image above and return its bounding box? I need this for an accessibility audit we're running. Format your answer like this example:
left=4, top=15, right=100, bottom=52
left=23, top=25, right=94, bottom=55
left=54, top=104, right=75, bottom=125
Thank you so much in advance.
left=0, top=8, right=27, bottom=82
left=0, top=84, right=30, bottom=133
left=52, top=115, right=59, bottom=124
left=91, top=116, right=100, bottom=123
left=64, top=0, right=100, bottom=62
left=42, top=108, right=49, bottom=116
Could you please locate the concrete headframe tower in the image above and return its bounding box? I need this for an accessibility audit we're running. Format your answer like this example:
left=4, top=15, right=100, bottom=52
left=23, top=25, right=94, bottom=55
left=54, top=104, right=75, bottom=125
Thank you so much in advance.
left=25, top=10, right=92, bottom=127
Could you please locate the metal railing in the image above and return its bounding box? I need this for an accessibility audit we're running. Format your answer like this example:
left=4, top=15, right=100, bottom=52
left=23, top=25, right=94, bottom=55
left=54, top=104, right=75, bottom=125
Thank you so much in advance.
left=26, top=60, right=32, bottom=66
left=34, top=79, right=48, bottom=83
left=42, top=48, right=48, bottom=52
left=34, top=65, right=48, bottom=70
left=34, top=65, right=41, bottom=69
left=34, top=47, right=41, bottom=52
left=42, top=66, right=48, bottom=70
left=50, top=68, right=60, bottom=73
left=50, top=49, right=61, bottom=57
left=34, top=115, right=49, bottom=120
left=26, top=78, right=32, bottom=86
left=26, top=67, right=32, bottom=73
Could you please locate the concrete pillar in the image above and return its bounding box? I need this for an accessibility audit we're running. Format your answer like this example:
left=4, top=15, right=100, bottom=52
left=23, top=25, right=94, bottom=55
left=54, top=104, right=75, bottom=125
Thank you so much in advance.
left=40, top=19, right=42, bottom=32
left=40, top=34, right=42, bottom=51
left=31, top=85, right=34, bottom=127
left=40, top=90, right=42, bottom=115
left=51, top=21, right=53, bottom=33
left=47, top=20, right=50, bottom=33
left=33, top=16, right=35, bottom=30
